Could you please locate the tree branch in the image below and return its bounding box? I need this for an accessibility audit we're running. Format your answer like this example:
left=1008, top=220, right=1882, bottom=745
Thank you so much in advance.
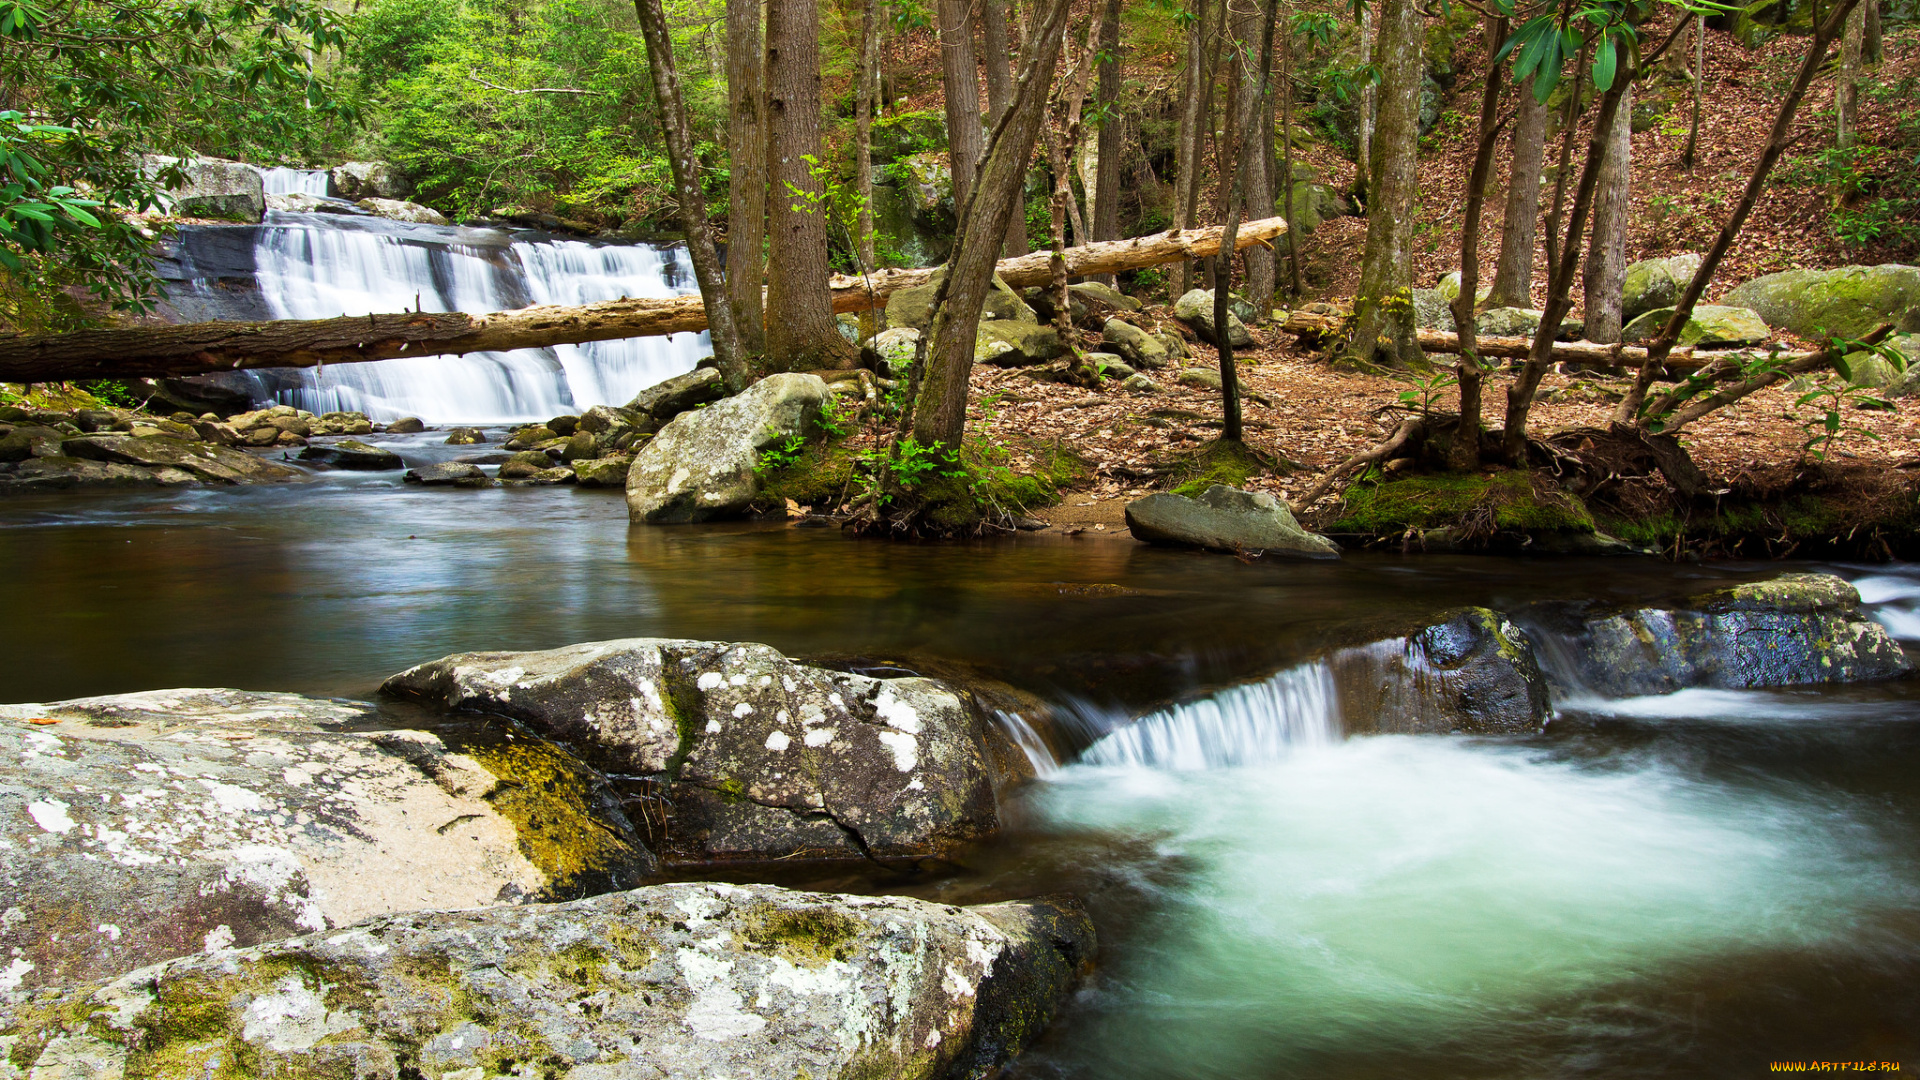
left=466, top=73, right=606, bottom=96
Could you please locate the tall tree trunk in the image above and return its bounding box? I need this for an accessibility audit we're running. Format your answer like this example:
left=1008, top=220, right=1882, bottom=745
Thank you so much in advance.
left=1233, top=0, right=1276, bottom=310
left=1342, top=0, right=1423, bottom=368
left=724, top=0, right=766, bottom=356
left=1680, top=14, right=1704, bottom=169
left=1446, top=15, right=1510, bottom=470
left=1213, top=0, right=1278, bottom=442
left=1487, top=77, right=1547, bottom=308
left=938, top=0, right=985, bottom=208
left=1582, top=83, right=1633, bottom=343
left=1837, top=2, right=1863, bottom=152
left=1174, top=0, right=1211, bottom=294
left=1864, top=0, right=1881, bottom=65
left=1541, top=38, right=1590, bottom=274
left=1045, top=21, right=1097, bottom=365
left=912, top=0, right=1074, bottom=450
left=1354, top=1, right=1374, bottom=202
left=855, top=0, right=882, bottom=335
left=634, top=0, right=748, bottom=392
left=1278, top=19, right=1301, bottom=299
left=764, top=0, right=856, bottom=370
left=980, top=0, right=1029, bottom=257
left=1089, top=0, right=1124, bottom=285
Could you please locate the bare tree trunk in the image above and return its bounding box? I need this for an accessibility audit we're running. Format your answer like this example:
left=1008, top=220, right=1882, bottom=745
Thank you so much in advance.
left=1837, top=2, right=1863, bottom=152
left=1045, top=21, right=1097, bottom=366
left=854, top=0, right=882, bottom=336
left=1354, top=1, right=1374, bottom=202
left=1174, top=0, right=1212, bottom=294
left=1541, top=38, right=1589, bottom=274
left=1342, top=0, right=1422, bottom=368
left=980, top=0, right=1030, bottom=257
left=912, top=0, right=1074, bottom=449
left=1089, top=0, right=1123, bottom=285
left=1278, top=20, right=1301, bottom=299
left=938, top=0, right=985, bottom=209
left=634, top=0, right=749, bottom=392
left=1864, top=0, right=1881, bottom=64
left=1487, top=77, right=1547, bottom=308
left=1446, top=15, right=1510, bottom=470
left=764, top=0, right=856, bottom=370
left=1232, top=0, right=1276, bottom=310
left=1680, top=15, right=1704, bottom=169
left=724, top=0, right=766, bottom=356
left=1582, top=83, right=1633, bottom=344
left=1212, top=0, right=1278, bottom=442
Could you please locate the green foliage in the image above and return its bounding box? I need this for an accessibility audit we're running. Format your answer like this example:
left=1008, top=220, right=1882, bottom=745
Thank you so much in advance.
left=1391, top=368, right=1460, bottom=416
left=1330, top=470, right=1595, bottom=535
left=76, top=379, right=137, bottom=408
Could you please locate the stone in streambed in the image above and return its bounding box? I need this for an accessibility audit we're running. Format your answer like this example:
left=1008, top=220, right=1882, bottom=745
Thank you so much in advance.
left=0, top=456, right=176, bottom=494
left=0, top=882, right=1092, bottom=1080
left=443, top=426, right=485, bottom=444
left=385, top=416, right=426, bottom=434
left=0, top=688, right=654, bottom=991
left=62, top=434, right=304, bottom=484
left=404, top=462, right=494, bottom=487
left=1126, top=485, right=1340, bottom=559
left=1330, top=607, right=1551, bottom=735
left=497, top=450, right=553, bottom=479
left=572, top=453, right=636, bottom=487
left=297, top=438, right=403, bottom=470
left=625, top=372, right=828, bottom=524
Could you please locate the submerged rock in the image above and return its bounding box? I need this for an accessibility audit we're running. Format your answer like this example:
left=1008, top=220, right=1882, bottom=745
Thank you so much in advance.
left=1545, top=572, right=1910, bottom=696
left=298, top=438, right=403, bottom=470
left=384, top=638, right=1007, bottom=864
left=62, top=434, right=304, bottom=484
left=1331, top=608, right=1551, bottom=735
left=0, top=689, right=654, bottom=991
left=0, top=456, right=181, bottom=494
left=1126, top=485, right=1340, bottom=560
left=404, top=462, right=494, bottom=487
left=0, top=882, right=1093, bottom=1080
left=386, top=416, right=427, bottom=434
left=626, top=372, right=828, bottom=524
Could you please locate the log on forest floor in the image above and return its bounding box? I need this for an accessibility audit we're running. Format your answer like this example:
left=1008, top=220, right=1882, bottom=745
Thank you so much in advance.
left=0, top=219, right=1287, bottom=383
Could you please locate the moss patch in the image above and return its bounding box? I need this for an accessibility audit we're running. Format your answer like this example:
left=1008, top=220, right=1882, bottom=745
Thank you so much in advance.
left=457, top=736, right=652, bottom=900
left=1329, top=469, right=1595, bottom=536
left=1167, top=439, right=1286, bottom=497
left=753, top=442, right=859, bottom=512
left=738, top=903, right=864, bottom=967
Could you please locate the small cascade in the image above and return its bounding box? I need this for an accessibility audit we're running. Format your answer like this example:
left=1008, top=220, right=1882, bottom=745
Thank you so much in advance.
left=517, top=239, right=710, bottom=410
left=992, top=710, right=1065, bottom=778
left=1081, top=663, right=1341, bottom=770
left=257, top=167, right=331, bottom=197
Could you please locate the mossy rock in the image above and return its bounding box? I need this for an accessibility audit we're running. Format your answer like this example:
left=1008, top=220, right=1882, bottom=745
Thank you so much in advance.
left=1328, top=470, right=1596, bottom=538
left=1722, top=264, right=1920, bottom=341
left=1623, top=253, right=1703, bottom=323
left=1622, top=304, right=1770, bottom=346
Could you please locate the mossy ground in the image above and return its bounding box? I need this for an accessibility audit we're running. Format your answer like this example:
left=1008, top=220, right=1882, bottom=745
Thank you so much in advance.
left=1326, top=469, right=1596, bottom=537
left=1593, top=465, right=1920, bottom=559
left=1167, top=438, right=1292, bottom=497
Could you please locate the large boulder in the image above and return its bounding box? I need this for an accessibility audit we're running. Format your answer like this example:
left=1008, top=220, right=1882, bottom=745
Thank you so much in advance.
left=1622, top=253, right=1704, bottom=323
left=1102, top=317, right=1170, bottom=369
left=61, top=434, right=305, bottom=484
left=357, top=197, right=450, bottom=226
left=383, top=638, right=1007, bottom=864
left=976, top=321, right=1064, bottom=366
left=886, top=267, right=1036, bottom=336
left=1330, top=608, right=1551, bottom=735
left=297, top=438, right=403, bottom=470
left=1126, top=485, right=1340, bottom=559
left=0, top=456, right=180, bottom=495
left=0, top=689, right=655, bottom=992
left=328, top=160, right=413, bottom=200
left=0, top=882, right=1093, bottom=1080
left=1541, top=573, right=1910, bottom=697
left=1722, top=264, right=1920, bottom=341
left=1173, top=289, right=1254, bottom=348
left=626, top=373, right=828, bottom=524
left=1622, top=304, right=1771, bottom=346
left=863, top=325, right=922, bottom=373
left=1278, top=168, right=1354, bottom=238
left=625, top=365, right=726, bottom=425
left=142, top=155, right=264, bottom=222
left=1412, top=287, right=1454, bottom=331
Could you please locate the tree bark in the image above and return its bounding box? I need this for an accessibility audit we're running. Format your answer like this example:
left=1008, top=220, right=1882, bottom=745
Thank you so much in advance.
left=724, top=0, right=767, bottom=355
left=1354, top=1, right=1374, bottom=202
left=912, top=0, right=1075, bottom=449
left=763, top=0, right=856, bottom=370
left=1680, top=14, right=1704, bottom=169
left=1213, top=0, right=1278, bottom=443
left=980, top=0, right=1029, bottom=257
left=1446, top=15, right=1510, bottom=470
left=1864, top=0, right=1881, bottom=65
left=1232, top=0, right=1276, bottom=310
left=634, top=0, right=749, bottom=393
left=1582, top=83, right=1633, bottom=344
left=1089, top=0, right=1124, bottom=285
left=1, top=223, right=1286, bottom=382
left=1044, top=22, right=1097, bottom=365
left=1173, top=0, right=1212, bottom=294
left=1541, top=38, right=1590, bottom=274
left=1837, top=2, right=1863, bottom=152
left=1487, top=76, right=1547, bottom=308
left=855, top=0, right=882, bottom=336
left=938, top=0, right=985, bottom=209
left=1279, top=23, right=1301, bottom=299
left=1343, top=0, right=1423, bottom=368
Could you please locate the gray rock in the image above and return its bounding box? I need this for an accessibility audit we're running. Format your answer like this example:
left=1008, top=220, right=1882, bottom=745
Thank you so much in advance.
left=1071, top=279, right=1141, bottom=311
left=560, top=431, right=599, bottom=463
left=385, top=637, right=1007, bottom=863
left=1545, top=573, right=1911, bottom=697
left=1156, top=330, right=1189, bottom=361
left=0, top=456, right=172, bottom=495
left=1622, top=304, right=1771, bottom=346
left=976, top=321, right=1064, bottom=366
left=1331, top=608, right=1550, bottom=735
left=626, top=365, right=726, bottom=424
left=626, top=373, right=828, bottom=524
left=357, top=197, right=449, bottom=225
left=0, top=882, right=1092, bottom=1080
left=1412, top=286, right=1454, bottom=331
left=0, top=688, right=654, bottom=991
left=1102, top=317, right=1171, bottom=369
left=577, top=404, right=640, bottom=434
left=1126, top=485, right=1340, bottom=559
left=498, top=451, right=554, bottom=479
left=1087, top=354, right=1134, bottom=379
left=1176, top=367, right=1223, bottom=391
left=0, top=424, right=66, bottom=461
left=1623, top=253, right=1703, bottom=323
left=62, top=434, right=305, bottom=484
left=1435, top=271, right=1491, bottom=305
left=404, top=462, right=494, bottom=487
left=329, top=160, right=413, bottom=200
left=1722, top=264, right=1920, bottom=341
left=547, top=414, right=582, bottom=437
left=443, top=426, right=485, bottom=444
left=1874, top=335, right=1920, bottom=397
left=504, top=425, right=558, bottom=451
left=1173, top=290, right=1254, bottom=348
left=297, top=438, right=403, bottom=471
left=1475, top=306, right=1544, bottom=338
left=1120, top=373, right=1161, bottom=393
left=886, top=267, right=1036, bottom=335
left=142, top=155, right=264, bottom=222
left=863, top=325, right=922, bottom=373
left=386, top=416, right=426, bottom=434
left=264, top=191, right=353, bottom=215
left=835, top=311, right=862, bottom=344
left=573, top=454, right=637, bottom=487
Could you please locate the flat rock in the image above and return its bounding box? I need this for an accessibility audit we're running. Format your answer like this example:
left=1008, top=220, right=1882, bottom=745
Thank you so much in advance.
left=0, top=456, right=175, bottom=495
left=626, top=373, right=827, bottom=524
left=404, top=462, right=494, bottom=487
left=0, top=882, right=1093, bottom=1080
left=626, top=366, right=725, bottom=424
left=0, top=689, right=654, bottom=991
left=298, top=438, right=403, bottom=470
left=356, top=197, right=448, bottom=225
left=1126, top=485, right=1340, bottom=559
left=62, top=434, right=304, bottom=484
left=384, top=638, right=1007, bottom=864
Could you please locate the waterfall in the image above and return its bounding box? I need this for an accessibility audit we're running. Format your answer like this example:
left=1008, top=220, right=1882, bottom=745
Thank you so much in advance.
left=1082, top=663, right=1341, bottom=770
left=257, top=167, right=331, bottom=197
left=240, top=212, right=705, bottom=423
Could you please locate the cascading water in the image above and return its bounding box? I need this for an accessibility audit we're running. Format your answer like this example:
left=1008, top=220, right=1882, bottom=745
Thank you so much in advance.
left=1081, top=663, right=1340, bottom=769
left=257, top=167, right=331, bottom=197
left=238, top=210, right=705, bottom=423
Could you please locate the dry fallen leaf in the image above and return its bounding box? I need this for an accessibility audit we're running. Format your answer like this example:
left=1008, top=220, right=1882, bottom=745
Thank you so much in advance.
left=27, top=717, right=59, bottom=725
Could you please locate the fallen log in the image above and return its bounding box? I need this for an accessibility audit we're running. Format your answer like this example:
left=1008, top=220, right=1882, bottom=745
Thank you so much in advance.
left=0, top=218, right=1287, bottom=382
left=1279, top=310, right=1708, bottom=368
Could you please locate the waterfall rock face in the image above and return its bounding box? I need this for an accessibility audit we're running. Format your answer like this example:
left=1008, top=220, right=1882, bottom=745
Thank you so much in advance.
left=1332, top=608, right=1552, bottom=735
left=327, top=160, right=413, bottom=200
left=625, top=373, right=828, bottom=524
left=0, top=883, right=1094, bottom=1080
left=1548, top=573, right=1911, bottom=696
left=384, top=638, right=1008, bottom=865
left=1126, top=485, right=1341, bottom=559
left=0, top=689, right=656, bottom=992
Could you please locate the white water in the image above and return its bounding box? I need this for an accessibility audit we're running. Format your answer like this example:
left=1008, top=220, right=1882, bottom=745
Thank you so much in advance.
left=1082, top=663, right=1340, bottom=769
left=249, top=214, right=705, bottom=423
left=257, top=167, right=331, bottom=196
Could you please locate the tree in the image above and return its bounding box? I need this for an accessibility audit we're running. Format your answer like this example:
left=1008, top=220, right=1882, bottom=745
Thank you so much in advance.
left=1837, top=2, right=1864, bottom=154
left=979, top=0, right=1030, bottom=257
left=938, top=0, right=985, bottom=209
left=1486, top=77, right=1547, bottom=308
left=1679, top=14, right=1703, bottom=169
left=1445, top=15, right=1512, bottom=469
left=910, top=0, right=1074, bottom=451
left=854, top=0, right=882, bottom=334
left=1214, top=0, right=1280, bottom=442
left=763, top=0, right=857, bottom=371
left=726, top=0, right=768, bottom=355
left=1173, top=0, right=1213, bottom=294
left=1342, top=0, right=1423, bottom=369
left=1230, top=0, right=1277, bottom=309
left=1041, top=22, right=1098, bottom=378
left=1089, top=0, right=1124, bottom=284
left=1582, top=83, right=1634, bottom=343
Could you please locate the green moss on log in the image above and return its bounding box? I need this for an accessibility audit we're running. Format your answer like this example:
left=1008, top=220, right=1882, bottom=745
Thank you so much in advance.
left=1329, top=470, right=1594, bottom=535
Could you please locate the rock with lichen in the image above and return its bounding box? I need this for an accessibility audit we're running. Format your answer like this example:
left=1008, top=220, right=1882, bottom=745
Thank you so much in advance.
left=383, top=638, right=1008, bottom=865
left=625, top=373, right=829, bottom=524
left=1329, top=608, right=1551, bottom=735
left=0, top=881, right=1094, bottom=1080
left=0, top=689, right=654, bottom=992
